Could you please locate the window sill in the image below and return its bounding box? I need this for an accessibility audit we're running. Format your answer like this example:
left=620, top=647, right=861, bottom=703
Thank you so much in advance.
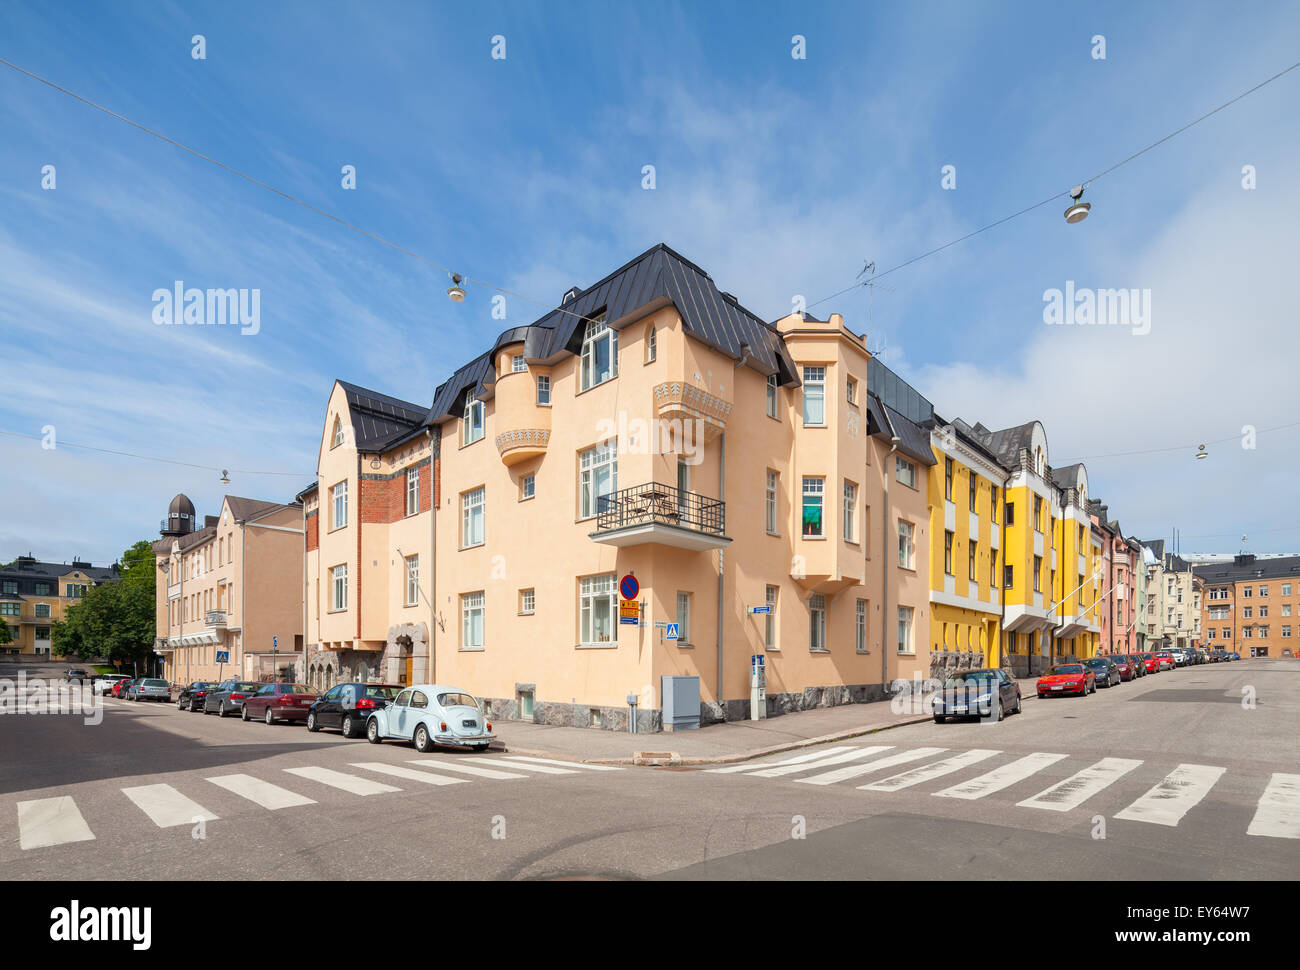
left=518, top=611, right=535, bottom=617
left=460, top=542, right=486, bottom=552
left=327, top=525, right=348, bottom=535
left=459, top=646, right=485, bottom=652
left=576, top=642, right=619, bottom=650
left=460, top=437, right=485, bottom=450
left=809, top=648, right=831, bottom=654
left=802, top=535, right=826, bottom=541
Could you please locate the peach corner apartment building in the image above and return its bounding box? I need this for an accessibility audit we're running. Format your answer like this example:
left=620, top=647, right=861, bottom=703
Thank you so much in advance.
left=299, top=244, right=936, bottom=730
left=152, top=493, right=305, bottom=683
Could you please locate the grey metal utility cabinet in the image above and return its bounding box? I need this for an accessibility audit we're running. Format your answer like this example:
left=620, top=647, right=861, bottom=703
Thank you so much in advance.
left=661, top=675, right=700, bottom=731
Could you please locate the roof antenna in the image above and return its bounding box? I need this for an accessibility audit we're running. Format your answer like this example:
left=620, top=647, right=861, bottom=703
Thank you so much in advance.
left=857, top=259, right=894, bottom=352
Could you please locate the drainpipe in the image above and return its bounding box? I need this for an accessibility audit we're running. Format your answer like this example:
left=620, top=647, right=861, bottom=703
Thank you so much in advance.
left=427, top=429, right=436, bottom=684
left=881, top=434, right=898, bottom=692
left=717, top=431, right=725, bottom=708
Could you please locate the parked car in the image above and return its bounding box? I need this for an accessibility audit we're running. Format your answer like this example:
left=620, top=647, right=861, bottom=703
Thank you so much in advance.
left=203, top=679, right=263, bottom=717
left=93, top=675, right=131, bottom=695
left=1084, top=656, right=1121, bottom=688
left=176, top=681, right=214, bottom=710
left=1154, top=651, right=1176, bottom=671
left=1036, top=663, right=1095, bottom=697
left=1168, top=648, right=1189, bottom=667
left=1137, top=651, right=1158, bottom=673
left=932, top=668, right=1022, bottom=722
left=306, top=682, right=402, bottom=738
left=110, top=678, right=134, bottom=698
left=64, top=668, right=89, bottom=683
left=241, top=682, right=318, bottom=724
left=1125, top=654, right=1147, bottom=678
left=365, top=684, right=495, bottom=752
left=1112, top=655, right=1136, bottom=682
left=127, top=678, right=171, bottom=702
left=1228, top=651, right=1241, bottom=661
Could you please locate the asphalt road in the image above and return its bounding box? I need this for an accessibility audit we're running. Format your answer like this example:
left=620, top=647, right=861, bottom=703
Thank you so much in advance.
left=1, top=660, right=1295, bottom=880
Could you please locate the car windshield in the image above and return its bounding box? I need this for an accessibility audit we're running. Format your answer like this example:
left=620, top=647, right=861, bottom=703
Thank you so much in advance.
left=1049, top=665, right=1084, bottom=674
left=143, top=679, right=168, bottom=687
left=942, top=672, right=996, bottom=687
left=235, top=683, right=260, bottom=692
left=438, top=692, right=479, bottom=709
left=279, top=683, right=311, bottom=693
left=365, top=685, right=398, bottom=700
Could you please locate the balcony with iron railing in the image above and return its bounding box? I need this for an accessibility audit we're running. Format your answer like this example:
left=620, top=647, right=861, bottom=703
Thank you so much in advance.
left=589, top=482, right=730, bottom=551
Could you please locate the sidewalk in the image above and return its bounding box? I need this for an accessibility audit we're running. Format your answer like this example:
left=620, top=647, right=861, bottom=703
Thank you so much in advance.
left=494, top=688, right=1045, bottom=767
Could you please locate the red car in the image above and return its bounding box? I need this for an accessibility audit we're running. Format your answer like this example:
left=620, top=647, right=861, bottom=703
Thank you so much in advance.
left=1112, top=656, right=1135, bottom=681
left=1138, top=652, right=1159, bottom=673
left=1036, top=663, right=1095, bottom=698
left=1154, top=651, right=1176, bottom=671
left=110, top=678, right=134, bottom=698
left=240, top=682, right=319, bottom=725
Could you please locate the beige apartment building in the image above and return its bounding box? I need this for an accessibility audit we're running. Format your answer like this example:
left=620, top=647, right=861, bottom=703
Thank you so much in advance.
left=1196, top=554, right=1300, bottom=658
left=300, top=244, right=935, bottom=730
left=152, top=493, right=305, bottom=683
left=1141, top=540, right=1203, bottom=651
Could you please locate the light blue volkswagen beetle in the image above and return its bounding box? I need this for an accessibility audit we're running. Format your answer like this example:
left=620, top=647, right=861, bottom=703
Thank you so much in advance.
left=365, top=684, right=495, bottom=753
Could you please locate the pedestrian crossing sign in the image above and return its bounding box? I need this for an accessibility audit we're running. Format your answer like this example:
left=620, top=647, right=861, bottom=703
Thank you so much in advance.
left=666, top=623, right=680, bottom=641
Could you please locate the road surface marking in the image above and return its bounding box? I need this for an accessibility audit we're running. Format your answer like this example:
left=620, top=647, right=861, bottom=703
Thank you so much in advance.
left=1113, top=764, right=1226, bottom=827
left=704, top=747, right=857, bottom=773
left=795, top=747, right=948, bottom=786
left=122, top=784, right=220, bottom=827
left=933, top=752, right=1069, bottom=800
left=350, top=763, right=468, bottom=786
left=482, top=758, right=575, bottom=774
left=752, top=746, right=894, bottom=778
left=17, top=797, right=96, bottom=850
left=859, top=749, right=1000, bottom=792
left=1247, top=773, right=1300, bottom=839
left=1017, top=758, right=1142, bottom=812
left=494, top=755, right=622, bottom=771
left=207, top=774, right=318, bottom=809
left=406, top=759, right=528, bottom=780
left=283, top=767, right=400, bottom=796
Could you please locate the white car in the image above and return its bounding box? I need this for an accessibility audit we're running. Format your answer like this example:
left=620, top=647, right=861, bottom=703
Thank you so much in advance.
left=365, top=684, right=495, bottom=753
left=93, top=675, right=131, bottom=695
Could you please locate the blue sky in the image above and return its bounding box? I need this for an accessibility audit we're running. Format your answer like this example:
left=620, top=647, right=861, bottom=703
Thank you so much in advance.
left=2, top=0, right=1298, bottom=565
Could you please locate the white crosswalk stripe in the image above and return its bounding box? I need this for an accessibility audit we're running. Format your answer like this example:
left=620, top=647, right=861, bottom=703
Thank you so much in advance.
left=859, top=749, right=1000, bottom=792
left=704, top=747, right=858, bottom=773
left=17, top=796, right=96, bottom=850
left=934, top=752, right=1069, bottom=800
left=795, top=747, right=948, bottom=786
left=122, top=784, right=219, bottom=827
left=476, top=757, right=575, bottom=774
left=284, top=766, right=400, bottom=795
left=1113, top=764, right=1226, bottom=827
left=351, top=763, right=467, bottom=786
left=752, top=746, right=894, bottom=778
left=495, top=755, right=622, bottom=771
left=1016, top=758, right=1142, bottom=812
left=406, top=759, right=528, bottom=780
left=1246, top=773, right=1300, bottom=839
left=207, top=774, right=318, bottom=809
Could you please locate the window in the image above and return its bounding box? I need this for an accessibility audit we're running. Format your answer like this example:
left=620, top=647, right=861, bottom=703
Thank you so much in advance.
left=1283, top=583, right=1292, bottom=597
left=1283, top=604, right=1292, bottom=617
left=846, top=376, right=857, bottom=405
left=405, top=555, right=419, bottom=606
left=1005, top=502, right=1015, bottom=526
left=577, top=574, right=617, bottom=645
left=1242, top=627, right=1252, bottom=639
left=1283, top=626, right=1292, bottom=638
left=331, top=480, right=348, bottom=530
left=855, top=599, right=867, bottom=653
left=519, top=588, right=535, bottom=615
left=808, top=593, right=827, bottom=651
left=765, top=374, right=779, bottom=418
left=842, top=481, right=857, bottom=542
left=332, top=416, right=345, bottom=448
left=944, top=458, right=953, bottom=500
left=331, top=564, right=348, bottom=611
left=35, top=603, right=51, bottom=618
left=990, top=551, right=997, bottom=589
left=461, top=488, right=485, bottom=547
left=897, top=606, right=914, bottom=654
left=897, top=519, right=915, bottom=568
left=1259, top=625, right=1269, bottom=638
left=580, top=315, right=617, bottom=391
left=645, top=325, right=657, bottom=363
left=1033, top=496, right=1043, bottom=532
left=969, top=541, right=978, bottom=582
left=765, top=585, right=778, bottom=650
left=406, top=467, right=420, bottom=516
left=462, top=394, right=485, bottom=445
left=2, top=581, right=15, bottom=596
left=677, top=457, right=691, bottom=493
left=1243, top=586, right=1252, bottom=597
left=511, top=354, right=526, bottom=373
left=943, top=531, right=954, bottom=575
left=461, top=592, right=485, bottom=649
left=1260, top=585, right=1269, bottom=597
left=520, top=474, right=535, bottom=500
left=1033, top=556, right=1042, bottom=593
left=0, top=603, right=18, bottom=616
left=765, top=470, right=779, bottom=534
left=802, top=477, right=825, bottom=537
left=1259, top=605, right=1269, bottom=617
left=35, top=626, right=50, bottom=641
left=895, top=457, right=916, bottom=488
left=676, top=591, right=692, bottom=644
left=1207, top=629, right=1215, bottom=640
left=579, top=441, right=618, bottom=518
left=802, top=366, right=826, bottom=426
left=969, top=473, right=977, bottom=512
left=990, top=488, right=998, bottom=524
left=1242, top=606, right=1252, bottom=619
left=536, top=375, right=551, bottom=406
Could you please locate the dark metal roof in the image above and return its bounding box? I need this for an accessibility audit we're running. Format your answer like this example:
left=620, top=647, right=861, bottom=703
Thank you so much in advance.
left=0, top=558, right=118, bottom=582
left=337, top=381, right=426, bottom=450
left=868, top=358, right=933, bottom=426
left=422, top=244, right=801, bottom=426
left=1192, top=554, right=1300, bottom=584
left=885, top=402, right=938, bottom=467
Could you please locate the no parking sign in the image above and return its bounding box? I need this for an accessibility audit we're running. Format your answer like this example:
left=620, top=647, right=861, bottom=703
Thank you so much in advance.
left=619, top=573, right=639, bottom=600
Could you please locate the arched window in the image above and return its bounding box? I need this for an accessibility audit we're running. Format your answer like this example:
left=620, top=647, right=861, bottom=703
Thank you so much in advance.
left=332, top=416, right=345, bottom=448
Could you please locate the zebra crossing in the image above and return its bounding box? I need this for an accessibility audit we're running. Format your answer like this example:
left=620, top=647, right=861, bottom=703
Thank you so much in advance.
left=12, top=754, right=620, bottom=851
left=707, top=744, right=1299, bottom=838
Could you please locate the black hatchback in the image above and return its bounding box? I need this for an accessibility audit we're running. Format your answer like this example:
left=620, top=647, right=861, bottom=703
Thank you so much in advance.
left=177, top=681, right=217, bottom=711
left=306, top=682, right=402, bottom=738
left=1084, top=655, right=1121, bottom=688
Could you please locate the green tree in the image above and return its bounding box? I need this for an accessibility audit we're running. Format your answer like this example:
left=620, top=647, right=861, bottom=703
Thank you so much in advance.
left=54, top=540, right=158, bottom=669
left=0, top=616, right=12, bottom=645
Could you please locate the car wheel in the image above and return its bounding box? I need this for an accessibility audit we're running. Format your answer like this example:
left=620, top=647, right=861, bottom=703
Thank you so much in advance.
left=414, top=724, right=434, bottom=753
left=306, top=711, right=320, bottom=732
left=367, top=718, right=381, bottom=744
left=341, top=714, right=355, bottom=739
left=217, top=702, right=226, bottom=718
left=992, top=697, right=1004, bottom=722
left=242, top=704, right=251, bottom=721
left=265, top=707, right=275, bottom=726
left=933, top=714, right=945, bottom=724
left=1013, top=692, right=1022, bottom=715
left=177, top=697, right=185, bottom=710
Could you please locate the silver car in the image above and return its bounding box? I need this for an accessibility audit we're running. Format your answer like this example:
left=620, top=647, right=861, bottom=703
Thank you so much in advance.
left=365, top=684, right=496, bottom=752
left=127, top=678, right=172, bottom=702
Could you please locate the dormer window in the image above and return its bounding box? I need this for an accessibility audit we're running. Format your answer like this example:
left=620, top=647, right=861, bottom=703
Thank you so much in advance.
left=463, top=392, right=485, bottom=445
left=332, top=416, right=345, bottom=448
left=511, top=354, right=526, bottom=373
left=580, top=315, right=617, bottom=391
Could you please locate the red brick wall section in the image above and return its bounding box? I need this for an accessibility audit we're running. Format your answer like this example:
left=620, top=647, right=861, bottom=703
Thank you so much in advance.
left=359, top=476, right=405, bottom=524
left=305, top=511, right=319, bottom=552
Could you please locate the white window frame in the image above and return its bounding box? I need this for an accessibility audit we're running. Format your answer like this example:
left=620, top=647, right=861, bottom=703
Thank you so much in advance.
left=579, top=440, right=618, bottom=519
left=855, top=598, right=866, bottom=653
left=765, top=469, right=779, bottom=534
left=536, top=374, right=551, bottom=406
left=461, top=487, right=485, bottom=548
left=406, top=466, right=419, bottom=516
left=765, top=585, right=778, bottom=651
left=676, top=591, right=692, bottom=645
left=511, top=354, right=526, bottom=373
left=645, top=325, right=657, bottom=363
left=897, top=605, right=915, bottom=654
left=766, top=374, right=779, bottom=419
left=520, top=474, right=535, bottom=500
left=843, top=481, right=857, bottom=542
left=580, top=574, right=618, bottom=646
left=897, top=519, right=915, bottom=569
left=331, top=563, right=348, bottom=611
left=802, top=366, right=826, bottom=426
left=405, top=555, right=419, bottom=607
left=580, top=315, right=617, bottom=391
left=332, top=416, right=345, bottom=448
left=846, top=376, right=857, bottom=405
left=331, top=480, right=348, bottom=530
left=461, top=592, right=485, bottom=650
left=519, top=588, right=535, bottom=615
left=463, top=394, right=485, bottom=445
left=802, top=477, right=825, bottom=538
left=895, top=456, right=916, bottom=488
left=808, top=593, right=827, bottom=651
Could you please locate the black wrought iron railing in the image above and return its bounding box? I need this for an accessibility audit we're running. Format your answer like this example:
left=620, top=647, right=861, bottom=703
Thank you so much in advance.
left=594, top=482, right=725, bottom=535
